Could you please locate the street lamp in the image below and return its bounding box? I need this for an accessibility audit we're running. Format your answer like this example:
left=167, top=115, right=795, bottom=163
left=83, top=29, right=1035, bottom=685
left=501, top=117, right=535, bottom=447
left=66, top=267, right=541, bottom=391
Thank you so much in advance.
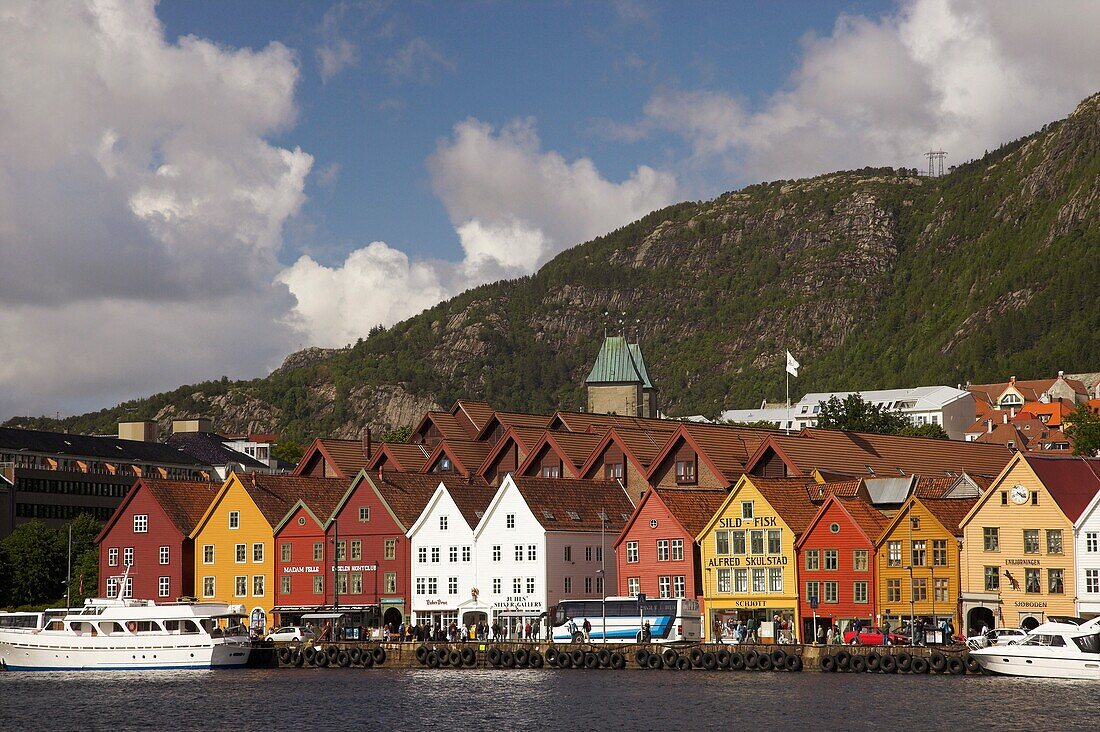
left=600, top=509, right=607, bottom=644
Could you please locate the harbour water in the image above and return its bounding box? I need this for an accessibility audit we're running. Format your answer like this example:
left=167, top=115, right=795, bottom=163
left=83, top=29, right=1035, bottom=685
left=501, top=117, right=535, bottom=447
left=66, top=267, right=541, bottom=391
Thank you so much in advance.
left=0, top=668, right=1091, bottom=731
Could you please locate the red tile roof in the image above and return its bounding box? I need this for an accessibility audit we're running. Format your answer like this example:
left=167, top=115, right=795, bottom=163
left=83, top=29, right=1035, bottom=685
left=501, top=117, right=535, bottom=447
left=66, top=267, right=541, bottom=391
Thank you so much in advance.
left=476, top=411, right=552, bottom=440
left=747, top=477, right=822, bottom=535
left=445, top=484, right=499, bottom=529
left=652, top=487, right=728, bottom=539
left=805, top=479, right=864, bottom=502
left=550, top=410, right=678, bottom=434
left=240, top=473, right=349, bottom=526
left=511, top=476, right=634, bottom=532
left=451, top=400, right=495, bottom=434
left=838, top=497, right=890, bottom=539
left=97, top=478, right=218, bottom=543
left=416, top=411, right=475, bottom=441
left=424, top=439, right=495, bottom=476
left=476, top=426, right=547, bottom=476
left=1024, top=454, right=1100, bottom=522
left=293, top=438, right=369, bottom=478
left=366, top=442, right=432, bottom=472
left=519, top=431, right=606, bottom=477
left=370, top=471, right=489, bottom=529
left=919, top=497, right=978, bottom=536
left=913, top=476, right=957, bottom=499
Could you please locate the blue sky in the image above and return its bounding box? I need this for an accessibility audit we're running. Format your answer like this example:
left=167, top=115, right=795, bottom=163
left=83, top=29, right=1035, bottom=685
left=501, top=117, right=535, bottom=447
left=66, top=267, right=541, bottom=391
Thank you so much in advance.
left=2, top=0, right=1097, bottom=418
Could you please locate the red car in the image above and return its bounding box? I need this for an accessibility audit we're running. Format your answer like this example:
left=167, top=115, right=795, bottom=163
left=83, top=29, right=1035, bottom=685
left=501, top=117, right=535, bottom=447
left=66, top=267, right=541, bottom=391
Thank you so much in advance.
left=843, top=627, right=910, bottom=645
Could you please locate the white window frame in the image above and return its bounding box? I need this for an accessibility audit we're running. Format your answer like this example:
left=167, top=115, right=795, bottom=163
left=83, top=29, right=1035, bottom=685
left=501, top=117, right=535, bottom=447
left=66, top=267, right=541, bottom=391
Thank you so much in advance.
left=228, top=511, right=240, bottom=530
left=158, top=576, right=170, bottom=598
left=626, top=541, right=638, bottom=563
left=133, top=514, right=148, bottom=533
left=234, top=575, right=248, bottom=597
left=203, top=576, right=215, bottom=598
left=159, top=546, right=170, bottom=565
left=203, top=545, right=214, bottom=564
left=252, top=575, right=265, bottom=597
left=108, top=548, right=118, bottom=567
left=627, top=577, right=640, bottom=596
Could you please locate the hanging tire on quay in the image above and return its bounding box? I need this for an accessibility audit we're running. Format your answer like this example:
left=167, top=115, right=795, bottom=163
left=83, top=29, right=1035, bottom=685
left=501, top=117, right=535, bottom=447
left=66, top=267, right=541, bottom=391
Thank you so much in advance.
left=303, top=646, right=316, bottom=665
left=337, top=651, right=352, bottom=668
left=570, top=649, right=585, bottom=668
left=371, top=647, right=386, bottom=666
left=415, top=645, right=429, bottom=664
left=558, top=651, right=573, bottom=669
left=487, top=647, right=502, bottom=667
left=880, top=654, right=898, bottom=673
left=277, top=647, right=292, bottom=665
left=835, top=650, right=851, bottom=671
left=426, top=651, right=440, bottom=669
left=896, top=651, right=912, bottom=673
left=702, top=652, right=718, bottom=671
left=314, top=651, right=329, bottom=668
left=743, top=650, right=758, bottom=669
left=865, top=652, right=881, bottom=672
left=515, top=648, right=529, bottom=667
left=911, top=656, right=930, bottom=674
left=292, top=649, right=304, bottom=667
left=730, top=652, right=745, bottom=671
left=610, top=652, right=625, bottom=670
left=502, top=650, right=516, bottom=669
left=785, top=654, right=803, bottom=672
left=361, top=651, right=374, bottom=669
left=646, top=654, right=663, bottom=670
left=597, top=649, right=611, bottom=668
left=662, top=648, right=679, bottom=667
left=584, top=652, right=599, bottom=670
left=930, top=651, right=947, bottom=673
left=820, top=655, right=837, bottom=672
left=634, top=649, right=649, bottom=668
left=348, top=647, right=362, bottom=665
left=947, top=656, right=965, bottom=675
left=449, top=650, right=463, bottom=667
left=770, top=649, right=787, bottom=668
left=716, top=649, right=731, bottom=669
left=689, top=648, right=704, bottom=667
left=965, top=655, right=982, bottom=674
left=545, top=646, right=560, bottom=666
left=851, top=655, right=867, bottom=673
left=529, top=650, right=544, bottom=668
left=756, top=654, right=773, bottom=671
left=462, top=647, right=477, bottom=667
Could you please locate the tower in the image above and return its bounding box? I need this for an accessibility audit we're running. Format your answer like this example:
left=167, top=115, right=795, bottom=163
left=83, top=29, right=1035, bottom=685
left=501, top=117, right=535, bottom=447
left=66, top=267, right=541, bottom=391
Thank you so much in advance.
left=584, top=334, right=658, bottom=418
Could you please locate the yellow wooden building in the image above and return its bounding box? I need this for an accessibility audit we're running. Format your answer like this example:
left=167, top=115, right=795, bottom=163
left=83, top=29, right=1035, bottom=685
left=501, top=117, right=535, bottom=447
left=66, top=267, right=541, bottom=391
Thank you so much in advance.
left=696, top=475, right=819, bottom=642
left=959, top=453, right=1086, bottom=632
left=874, top=495, right=974, bottom=638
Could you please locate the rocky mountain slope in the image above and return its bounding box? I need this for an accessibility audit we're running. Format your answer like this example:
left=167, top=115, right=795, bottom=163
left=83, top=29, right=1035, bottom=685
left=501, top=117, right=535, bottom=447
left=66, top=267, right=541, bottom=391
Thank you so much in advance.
left=8, top=93, right=1100, bottom=440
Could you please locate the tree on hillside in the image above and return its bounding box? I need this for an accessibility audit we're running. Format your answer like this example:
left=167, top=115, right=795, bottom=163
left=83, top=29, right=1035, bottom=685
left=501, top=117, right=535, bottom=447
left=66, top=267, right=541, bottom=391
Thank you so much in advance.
left=815, top=394, right=910, bottom=435
left=0, top=520, right=65, bottom=607
left=271, top=439, right=304, bottom=465
left=379, top=425, right=413, bottom=443
left=899, top=423, right=950, bottom=440
left=1065, top=404, right=1100, bottom=456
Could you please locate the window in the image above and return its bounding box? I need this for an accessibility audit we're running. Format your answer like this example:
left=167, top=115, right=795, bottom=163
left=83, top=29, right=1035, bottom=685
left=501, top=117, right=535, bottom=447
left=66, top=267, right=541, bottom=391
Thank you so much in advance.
left=887, top=541, right=901, bottom=566
left=506, top=513, right=515, bottom=529
left=235, top=544, right=246, bottom=563
left=715, top=531, right=729, bottom=555
left=750, top=530, right=764, bottom=555
left=910, top=515, right=921, bottom=530
left=911, top=540, right=926, bottom=567
left=585, top=577, right=593, bottom=593
left=133, top=514, right=148, bottom=533
left=563, top=545, right=572, bottom=562
left=253, top=543, right=264, bottom=563
left=657, top=539, right=670, bottom=561
left=768, top=567, right=783, bottom=592
left=934, top=578, right=948, bottom=603
left=280, top=543, right=291, bottom=562
left=824, top=549, right=838, bottom=570
left=416, top=577, right=426, bottom=595
left=675, top=459, right=696, bottom=484
left=431, top=547, right=439, bottom=563
left=1032, top=491, right=1038, bottom=506
left=159, top=576, right=170, bottom=598
left=359, top=506, right=370, bottom=522
left=627, top=577, right=640, bottom=596
left=540, top=465, right=560, bottom=478
left=805, top=581, right=820, bottom=604
left=527, top=577, right=536, bottom=594
left=385, top=539, right=397, bottom=561
left=450, top=546, right=459, bottom=563
left=384, top=572, right=397, bottom=594
left=418, top=547, right=427, bottom=564
left=1023, top=530, right=1040, bottom=554
left=911, top=578, right=927, bottom=601
left=673, top=575, right=685, bottom=598
left=585, top=546, right=593, bottom=562
left=626, top=541, right=638, bottom=563
left=108, top=548, right=118, bottom=566
left=1025, top=568, right=1041, bottom=594
left=235, top=576, right=247, bottom=597
left=823, top=581, right=838, bottom=603
left=314, top=575, right=324, bottom=595
left=752, top=568, right=766, bottom=593
left=492, top=578, right=502, bottom=594
left=596, top=546, right=603, bottom=562
left=493, top=545, right=501, bottom=562
left=730, top=530, right=746, bottom=555
left=741, top=501, right=754, bottom=519
left=427, top=578, right=438, bottom=594
left=1046, top=530, right=1063, bottom=555
left=203, top=545, right=214, bottom=564
left=448, top=577, right=458, bottom=595
left=984, top=566, right=999, bottom=591
left=734, top=569, right=748, bottom=593
left=280, top=576, right=291, bottom=595
left=652, top=575, right=668, bottom=598
left=1001, top=492, right=1008, bottom=505
left=515, top=545, right=524, bottom=562
left=203, top=577, right=215, bottom=597
left=1048, top=569, right=1064, bottom=594
left=853, top=581, right=868, bottom=604
left=336, top=540, right=347, bottom=561
left=439, top=515, right=449, bottom=531
left=228, top=511, right=239, bottom=529
left=351, top=540, right=362, bottom=560
left=886, top=578, right=901, bottom=602
left=932, top=540, right=947, bottom=566
left=670, top=539, right=684, bottom=561
left=160, top=546, right=170, bottom=565
left=1088, top=533, right=1099, bottom=553
left=1087, top=569, right=1100, bottom=594
left=123, top=547, right=133, bottom=566
left=313, top=542, right=323, bottom=562
left=805, top=549, right=820, bottom=570
left=853, top=550, right=869, bottom=571
left=983, top=527, right=999, bottom=551
left=564, top=577, right=572, bottom=593
left=767, top=530, right=782, bottom=555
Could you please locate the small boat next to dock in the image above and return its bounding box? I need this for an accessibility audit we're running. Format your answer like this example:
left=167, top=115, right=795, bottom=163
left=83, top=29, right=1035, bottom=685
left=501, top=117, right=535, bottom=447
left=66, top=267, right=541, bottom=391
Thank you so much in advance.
left=968, top=616, right=1100, bottom=679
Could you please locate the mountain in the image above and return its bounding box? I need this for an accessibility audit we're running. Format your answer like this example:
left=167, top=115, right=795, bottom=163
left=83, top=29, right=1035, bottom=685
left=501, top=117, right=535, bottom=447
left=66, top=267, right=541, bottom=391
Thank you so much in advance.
left=7, top=93, right=1100, bottom=441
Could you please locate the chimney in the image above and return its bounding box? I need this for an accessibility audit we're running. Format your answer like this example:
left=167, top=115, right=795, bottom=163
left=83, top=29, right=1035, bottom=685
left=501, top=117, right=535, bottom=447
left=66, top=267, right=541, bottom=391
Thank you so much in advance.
left=1058, top=370, right=1064, bottom=379
left=1009, top=376, right=1016, bottom=384
left=1003, top=413, right=1009, bottom=424
left=362, top=427, right=372, bottom=459
left=1010, top=407, right=1016, bottom=418
left=987, top=419, right=994, bottom=433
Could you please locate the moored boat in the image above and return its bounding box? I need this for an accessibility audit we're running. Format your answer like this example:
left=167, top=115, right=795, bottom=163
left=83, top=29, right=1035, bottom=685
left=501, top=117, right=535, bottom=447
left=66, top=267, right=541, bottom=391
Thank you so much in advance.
left=968, top=616, right=1100, bottom=679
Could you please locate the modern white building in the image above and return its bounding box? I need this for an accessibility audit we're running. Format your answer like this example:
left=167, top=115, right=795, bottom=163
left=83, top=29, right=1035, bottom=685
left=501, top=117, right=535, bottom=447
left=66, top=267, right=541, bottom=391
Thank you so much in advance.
left=719, top=386, right=976, bottom=440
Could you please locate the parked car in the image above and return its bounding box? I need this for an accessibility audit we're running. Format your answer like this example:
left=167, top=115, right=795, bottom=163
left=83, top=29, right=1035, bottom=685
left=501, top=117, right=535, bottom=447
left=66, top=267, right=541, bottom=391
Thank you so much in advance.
left=843, top=626, right=911, bottom=645
left=265, top=626, right=315, bottom=642
left=966, top=627, right=1027, bottom=649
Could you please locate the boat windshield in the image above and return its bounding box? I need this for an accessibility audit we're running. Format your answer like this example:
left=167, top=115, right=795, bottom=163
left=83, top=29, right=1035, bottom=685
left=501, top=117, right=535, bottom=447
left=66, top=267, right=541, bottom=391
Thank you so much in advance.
left=1073, top=634, right=1100, bottom=654
left=1022, top=634, right=1066, bottom=647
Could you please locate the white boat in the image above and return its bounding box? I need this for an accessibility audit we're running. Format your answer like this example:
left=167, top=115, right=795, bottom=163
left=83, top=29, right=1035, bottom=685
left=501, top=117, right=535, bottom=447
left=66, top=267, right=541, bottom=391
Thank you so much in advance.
left=968, top=616, right=1100, bottom=679
left=0, top=570, right=252, bottom=671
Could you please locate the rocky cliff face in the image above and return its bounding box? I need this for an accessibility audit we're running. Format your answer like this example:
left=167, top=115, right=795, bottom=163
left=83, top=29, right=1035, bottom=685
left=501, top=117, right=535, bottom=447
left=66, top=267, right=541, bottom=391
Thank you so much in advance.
left=10, top=93, right=1100, bottom=439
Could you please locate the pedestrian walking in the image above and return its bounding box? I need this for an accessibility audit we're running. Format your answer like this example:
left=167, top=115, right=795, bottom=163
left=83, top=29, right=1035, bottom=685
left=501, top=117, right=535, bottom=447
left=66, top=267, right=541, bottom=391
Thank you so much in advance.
left=825, top=624, right=835, bottom=646
left=582, top=618, right=592, bottom=642
left=882, top=617, right=891, bottom=646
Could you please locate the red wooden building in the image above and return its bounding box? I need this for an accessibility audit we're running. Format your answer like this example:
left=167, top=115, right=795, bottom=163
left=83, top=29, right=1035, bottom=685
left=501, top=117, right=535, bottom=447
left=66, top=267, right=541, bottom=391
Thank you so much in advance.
left=516, top=431, right=604, bottom=479
left=96, top=478, right=216, bottom=600
left=477, top=426, right=545, bottom=485
left=613, top=487, right=726, bottom=603
left=795, top=493, right=888, bottom=640
left=580, top=426, right=676, bottom=504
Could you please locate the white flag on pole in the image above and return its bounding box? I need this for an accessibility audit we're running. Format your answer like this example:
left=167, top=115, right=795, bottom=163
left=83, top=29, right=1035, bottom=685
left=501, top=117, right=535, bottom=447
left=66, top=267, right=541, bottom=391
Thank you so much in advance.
left=786, top=350, right=800, bottom=377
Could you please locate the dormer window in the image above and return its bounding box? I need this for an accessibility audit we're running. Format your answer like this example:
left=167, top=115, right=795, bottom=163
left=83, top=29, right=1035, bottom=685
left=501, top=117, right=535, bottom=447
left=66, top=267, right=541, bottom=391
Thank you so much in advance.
left=567, top=511, right=581, bottom=521
left=675, top=459, right=696, bottom=485
left=1000, top=393, right=1023, bottom=408
left=437, top=457, right=452, bottom=473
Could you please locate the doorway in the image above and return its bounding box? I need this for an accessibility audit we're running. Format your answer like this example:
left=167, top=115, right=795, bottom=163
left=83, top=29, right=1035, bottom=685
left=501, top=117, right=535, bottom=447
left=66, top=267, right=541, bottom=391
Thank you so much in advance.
left=967, top=606, right=995, bottom=634
left=383, top=607, right=403, bottom=628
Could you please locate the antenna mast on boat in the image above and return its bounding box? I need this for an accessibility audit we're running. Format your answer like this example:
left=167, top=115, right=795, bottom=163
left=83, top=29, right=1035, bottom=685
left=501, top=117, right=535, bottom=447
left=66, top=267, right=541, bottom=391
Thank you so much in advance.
left=65, top=523, right=72, bottom=609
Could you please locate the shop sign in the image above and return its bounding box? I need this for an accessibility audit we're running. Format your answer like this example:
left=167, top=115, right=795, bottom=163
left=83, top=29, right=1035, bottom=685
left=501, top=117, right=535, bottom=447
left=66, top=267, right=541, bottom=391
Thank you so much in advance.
left=492, top=596, right=543, bottom=610
left=424, top=599, right=451, bottom=607
left=284, top=565, right=320, bottom=574
left=706, top=555, right=787, bottom=568
left=1006, top=559, right=1041, bottom=566
left=1014, top=601, right=1048, bottom=608
left=330, top=564, right=378, bottom=572
left=729, top=599, right=767, bottom=608
left=719, top=516, right=778, bottom=529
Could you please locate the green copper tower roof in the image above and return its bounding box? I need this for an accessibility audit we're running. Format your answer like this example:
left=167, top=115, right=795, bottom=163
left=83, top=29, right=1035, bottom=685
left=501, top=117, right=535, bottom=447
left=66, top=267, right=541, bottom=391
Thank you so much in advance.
left=585, top=335, right=655, bottom=389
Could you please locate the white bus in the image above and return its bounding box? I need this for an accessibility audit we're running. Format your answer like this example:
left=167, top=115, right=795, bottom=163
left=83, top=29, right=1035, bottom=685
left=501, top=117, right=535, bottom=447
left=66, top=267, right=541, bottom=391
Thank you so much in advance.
left=549, top=597, right=701, bottom=644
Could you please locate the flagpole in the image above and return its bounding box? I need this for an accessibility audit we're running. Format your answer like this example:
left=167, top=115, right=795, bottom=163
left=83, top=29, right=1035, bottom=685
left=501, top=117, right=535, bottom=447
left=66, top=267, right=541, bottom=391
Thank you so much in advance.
left=66, top=523, right=72, bottom=609
left=786, top=361, right=791, bottom=435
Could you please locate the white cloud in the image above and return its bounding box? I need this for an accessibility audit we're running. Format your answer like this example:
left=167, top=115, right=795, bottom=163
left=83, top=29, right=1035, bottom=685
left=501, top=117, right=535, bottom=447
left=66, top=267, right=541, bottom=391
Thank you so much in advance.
left=280, top=117, right=678, bottom=346
left=385, top=37, right=456, bottom=83
left=636, top=0, right=1100, bottom=182
left=317, top=37, right=359, bottom=82
left=0, top=0, right=308, bottom=416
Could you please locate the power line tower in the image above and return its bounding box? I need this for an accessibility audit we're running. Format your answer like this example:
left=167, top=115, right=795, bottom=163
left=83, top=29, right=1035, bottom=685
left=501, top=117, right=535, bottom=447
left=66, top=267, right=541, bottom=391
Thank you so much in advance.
left=924, top=149, right=947, bottom=177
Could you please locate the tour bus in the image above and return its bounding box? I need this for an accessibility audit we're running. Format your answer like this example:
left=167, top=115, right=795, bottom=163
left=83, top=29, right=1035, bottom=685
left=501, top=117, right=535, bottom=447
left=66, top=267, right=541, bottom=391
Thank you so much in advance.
left=549, top=596, right=701, bottom=644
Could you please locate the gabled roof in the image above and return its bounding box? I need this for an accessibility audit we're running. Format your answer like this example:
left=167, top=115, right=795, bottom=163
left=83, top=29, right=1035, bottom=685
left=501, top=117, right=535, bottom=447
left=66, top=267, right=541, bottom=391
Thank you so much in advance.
left=293, top=438, right=369, bottom=478
left=796, top=494, right=888, bottom=549
left=0, top=426, right=210, bottom=467
left=412, top=411, right=475, bottom=442
left=647, top=422, right=779, bottom=484
left=746, top=428, right=1011, bottom=479
left=422, top=439, right=494, bottom=476
left=340, top=471, right=489, bottom=532
left=696, top=475, right=820, bottom=541
left=517, top=431, right=605, bottom=478
left=652, top=487, right=728, bottom=540
left=1024, top=454, right=1100, bottom=523
left=450, top=400, right=495, bottom=434
left=969, top=376, right=1089, bottom=405
left=505, top=475, right=634, bottom=532
left=474, top=411, right=551, bottom=441
left=475, top=426, right=547, bottom=476
left=191, top=472, right=348, bottom=537
left=863, top=476, right=915, bottom=505
left=579, top=426, right=675, bottom=479
left=1016, top=400, right=1075, bottom=428
left=913, top=475, right=957, bottom=499
left=919, top=497, right=978, bottom=537
left=96, top=478, right=217, bottom=543
left=804, top=478, right=865, bottom=502
left=165, top=432, right=269, bottom=470
left=585, top=335, right=653, bottom=388
left=547, top=410, right=676, bottom=434
left=365, top=442, right=432, bottom=472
